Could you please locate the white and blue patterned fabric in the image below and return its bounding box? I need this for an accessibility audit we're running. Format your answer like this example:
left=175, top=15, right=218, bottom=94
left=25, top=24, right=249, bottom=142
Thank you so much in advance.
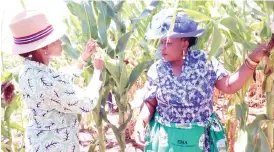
left=19, top=59, right=102, bottom=152
left=142, top=50, right=228, bottom=125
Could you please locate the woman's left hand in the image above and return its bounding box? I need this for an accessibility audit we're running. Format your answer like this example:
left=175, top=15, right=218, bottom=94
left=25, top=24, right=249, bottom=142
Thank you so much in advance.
left=249, top=42, right=273, bottom=63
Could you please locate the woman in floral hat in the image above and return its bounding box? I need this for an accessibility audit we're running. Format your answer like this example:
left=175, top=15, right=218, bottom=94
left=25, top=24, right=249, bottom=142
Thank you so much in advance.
left=134, top=9, right=273, bottom=152
left=9, top=10, right=103, bottom=151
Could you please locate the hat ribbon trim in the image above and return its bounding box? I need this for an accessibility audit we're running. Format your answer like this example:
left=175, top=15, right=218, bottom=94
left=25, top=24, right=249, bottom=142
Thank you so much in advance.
left=13, top=25, right=53, bottom=45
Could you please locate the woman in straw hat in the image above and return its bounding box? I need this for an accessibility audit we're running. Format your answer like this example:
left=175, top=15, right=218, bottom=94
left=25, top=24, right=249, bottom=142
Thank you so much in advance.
left=134, top=9, right=273, bottom=152
left=9, top=10, right=103, bottom=151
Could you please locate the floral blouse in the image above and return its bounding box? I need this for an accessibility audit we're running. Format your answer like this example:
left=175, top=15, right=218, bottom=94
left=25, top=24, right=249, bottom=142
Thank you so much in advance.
left=19, top=59, right=102, bottom=152
left=143, top=50, right=228, bottom=125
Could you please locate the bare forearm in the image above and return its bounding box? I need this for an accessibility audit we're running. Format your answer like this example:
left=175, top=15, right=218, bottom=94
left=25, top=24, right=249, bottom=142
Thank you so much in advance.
left=137, top=99, right=157, bottom=125
left=225, top=64, right=254, bottom=94
left=216, top=42, right=273, bottom=94
left=140, top=103, right=155, bottom=123
left=215, top=59, right=257, bottom=94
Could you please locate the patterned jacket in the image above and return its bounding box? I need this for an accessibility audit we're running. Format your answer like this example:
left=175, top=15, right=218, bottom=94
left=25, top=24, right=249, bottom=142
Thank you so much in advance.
left=19, top=59, right=102, bottom=152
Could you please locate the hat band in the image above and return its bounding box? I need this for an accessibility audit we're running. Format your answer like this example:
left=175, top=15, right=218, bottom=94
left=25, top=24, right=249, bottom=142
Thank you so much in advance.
left=13, top=25, right=53, bottom=45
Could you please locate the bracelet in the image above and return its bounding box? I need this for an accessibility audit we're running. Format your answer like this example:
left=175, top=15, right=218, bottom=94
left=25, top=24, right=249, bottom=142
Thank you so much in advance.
left=247, top=56, right=259, bottom=66
left=244, top=60, right=256, bottom=71
left=78, top=57, right=88, bottom=65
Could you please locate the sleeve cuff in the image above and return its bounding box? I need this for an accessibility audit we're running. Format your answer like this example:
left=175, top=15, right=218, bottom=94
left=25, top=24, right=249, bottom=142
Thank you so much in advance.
left=88, top=69, right=102, bottom=91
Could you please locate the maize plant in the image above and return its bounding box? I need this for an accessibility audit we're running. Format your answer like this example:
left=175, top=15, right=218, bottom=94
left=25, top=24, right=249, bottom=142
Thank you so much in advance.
left=262, top=25, right=274, bottom=150
left=1, top=70, right=24, bottom=152
left=64, top=0, right=159, bottom=151
left=1, top=0, right=273, bottom=151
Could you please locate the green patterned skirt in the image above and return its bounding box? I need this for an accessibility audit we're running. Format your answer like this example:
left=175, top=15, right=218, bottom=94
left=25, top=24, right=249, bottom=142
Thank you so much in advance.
left=144, top=112, right=228, bottom=152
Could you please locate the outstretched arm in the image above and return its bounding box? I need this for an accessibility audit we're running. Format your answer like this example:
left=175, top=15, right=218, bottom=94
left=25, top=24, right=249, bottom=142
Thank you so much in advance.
left=215, top=43, right=272, bottom=94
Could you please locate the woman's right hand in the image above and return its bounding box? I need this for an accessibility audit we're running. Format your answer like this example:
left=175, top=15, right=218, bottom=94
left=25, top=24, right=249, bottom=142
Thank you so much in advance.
left=82, top=39, right=99, bottom=61
left=134, top=119, right=147, bottom=147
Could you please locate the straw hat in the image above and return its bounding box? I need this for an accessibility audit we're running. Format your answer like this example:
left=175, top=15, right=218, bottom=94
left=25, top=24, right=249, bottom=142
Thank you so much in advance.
left=9, top=10, right=64, bottom=54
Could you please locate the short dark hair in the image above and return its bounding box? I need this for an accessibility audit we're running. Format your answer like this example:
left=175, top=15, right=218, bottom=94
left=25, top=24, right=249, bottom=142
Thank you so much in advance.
left=19, top=52, right=32, bottom=58
left=180, top=37, right=198, bottom=49
left=187, top=37, right=197, bottom=48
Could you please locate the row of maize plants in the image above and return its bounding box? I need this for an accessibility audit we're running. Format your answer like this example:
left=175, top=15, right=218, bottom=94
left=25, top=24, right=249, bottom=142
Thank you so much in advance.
left=1, top=0, right=273, bottom=152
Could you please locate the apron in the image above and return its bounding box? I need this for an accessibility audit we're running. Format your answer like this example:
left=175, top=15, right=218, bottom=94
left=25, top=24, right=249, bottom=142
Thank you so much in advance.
left=144, top=112, right=228, bottom=152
